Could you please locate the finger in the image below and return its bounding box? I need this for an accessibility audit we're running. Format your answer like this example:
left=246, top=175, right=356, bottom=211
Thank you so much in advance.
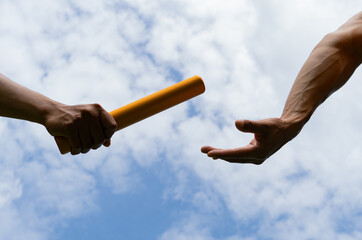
left=89, top=115, right=105, bottom=150
left=235, top=120, right=266, bottom=134
left=207, top=145, right=260, bottom=160
left=103, top=139, right=111, bottom=147
left=201, top=146, right=220, bottom=154
left=66, top=126, right=81, bottom=155
left=77, top=120, right=92, bottom=154
left=201, top=146, right=221, bottom=159
left=219, top=157, right=264, bottom=165
left=99, top=109, right=117, bottom=139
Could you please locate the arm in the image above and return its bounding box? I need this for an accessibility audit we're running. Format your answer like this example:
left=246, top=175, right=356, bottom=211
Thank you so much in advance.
left=0, top=73, right=117, bottom=155
left=201, top=12, right=362, bottom=164
left=282, top=13, right=362, bottom=126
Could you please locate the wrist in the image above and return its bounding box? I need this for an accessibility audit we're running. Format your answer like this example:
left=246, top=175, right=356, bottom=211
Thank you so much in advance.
left=280, top=112, right=311, bottom=138
left=38, top=99, right=63, bottom=126
left=281, top=114, right=309, bottom=126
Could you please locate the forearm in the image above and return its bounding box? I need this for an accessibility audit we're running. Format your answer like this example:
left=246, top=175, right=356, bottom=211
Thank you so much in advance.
left=0, top=73, right=57, bottom=125
left=0, top=74, right=117, bottom=155
left=281, top=14, right=362, bottom=127
left=281, top=43, right=360, bottom=125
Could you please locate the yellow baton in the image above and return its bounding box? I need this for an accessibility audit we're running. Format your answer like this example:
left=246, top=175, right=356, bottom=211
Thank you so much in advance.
left=54, top=75, right=206, bottom=154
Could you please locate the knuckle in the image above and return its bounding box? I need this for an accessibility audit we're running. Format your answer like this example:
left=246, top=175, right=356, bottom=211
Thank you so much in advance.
left=81, top=148, right=91, bottom=154
left=110, top=121, right=118, bottom=131
left=81, top=109, right=93, bottom=118
left=244, top=120, right=252, bottom=128
left=71, top=148, right=81, bottom=155
left=92, top=103, right=102, bottom=109
left=72, top=114, right=82, bottom=124
left=80, top=105, right=100, bottom=118
left=92, top=144, right=102, bottom=150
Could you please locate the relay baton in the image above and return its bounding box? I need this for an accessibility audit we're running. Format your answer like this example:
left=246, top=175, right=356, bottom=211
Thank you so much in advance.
left=54, top=75, right=205, bottom=154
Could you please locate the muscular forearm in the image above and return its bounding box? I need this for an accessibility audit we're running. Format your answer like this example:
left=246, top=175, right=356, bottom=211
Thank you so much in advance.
left=0, top=73, right=57, bottom=125
left=281, top=13, right=362, bottom=128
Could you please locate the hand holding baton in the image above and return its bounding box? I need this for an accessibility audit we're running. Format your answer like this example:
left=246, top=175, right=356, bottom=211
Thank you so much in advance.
left=54, top=75, right=206, bottom=154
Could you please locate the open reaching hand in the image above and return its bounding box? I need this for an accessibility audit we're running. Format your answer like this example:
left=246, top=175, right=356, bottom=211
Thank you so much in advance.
left=201, top=118, right=302, bottom=165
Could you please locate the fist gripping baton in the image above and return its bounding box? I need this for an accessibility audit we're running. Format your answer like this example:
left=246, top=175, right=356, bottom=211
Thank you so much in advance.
left=54, top=75, right=206, bottom=154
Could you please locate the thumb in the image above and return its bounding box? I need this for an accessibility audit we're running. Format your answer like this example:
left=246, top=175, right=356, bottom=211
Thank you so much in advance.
left=103, top=139, right=111, bottom=147
left=235, top=119, right=265, bottom=133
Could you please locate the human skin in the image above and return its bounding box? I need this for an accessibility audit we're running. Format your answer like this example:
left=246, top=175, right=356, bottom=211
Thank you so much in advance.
left=202, top=11, right=362, bottom=164
left=0, top=73, right=117, bottom=155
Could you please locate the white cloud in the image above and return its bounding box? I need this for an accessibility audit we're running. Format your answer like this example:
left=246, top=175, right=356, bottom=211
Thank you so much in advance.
left=0, top=171, right=22, bottom=207
left=99, top=153, right=137, bottom=194
left=159, top=215, right=215, bottom=240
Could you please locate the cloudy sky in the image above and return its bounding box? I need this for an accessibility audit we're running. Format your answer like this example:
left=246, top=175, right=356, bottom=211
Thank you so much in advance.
left=1, top=0, right=362, bottom=239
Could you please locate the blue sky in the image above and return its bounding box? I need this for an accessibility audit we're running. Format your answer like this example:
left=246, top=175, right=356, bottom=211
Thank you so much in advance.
left=1, top=0, right=362, bottom=240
